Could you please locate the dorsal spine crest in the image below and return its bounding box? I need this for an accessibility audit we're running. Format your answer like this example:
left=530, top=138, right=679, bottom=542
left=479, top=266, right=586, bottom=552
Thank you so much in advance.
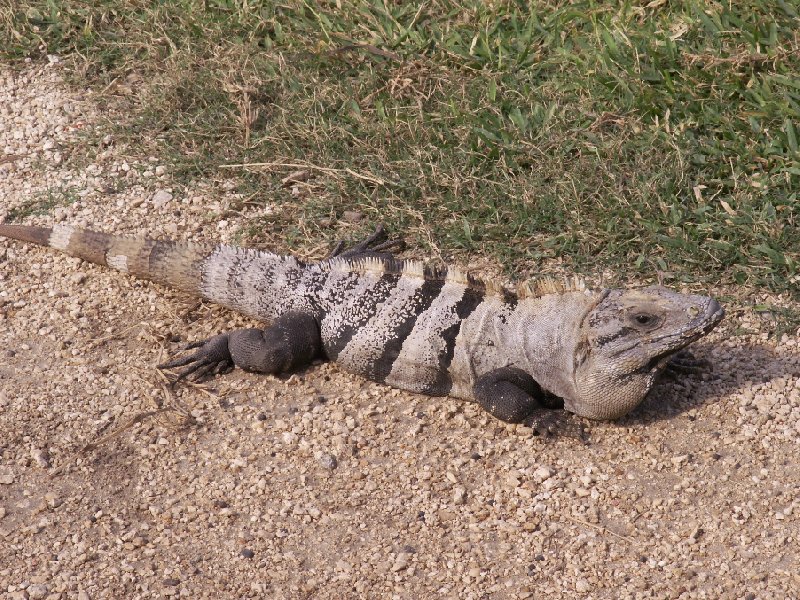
left=517, top=275, right=588, bottom=299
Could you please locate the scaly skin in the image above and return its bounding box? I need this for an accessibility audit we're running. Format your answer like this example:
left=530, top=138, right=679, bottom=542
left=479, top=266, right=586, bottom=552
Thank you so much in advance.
left=0, top=222, right=724, bottom=437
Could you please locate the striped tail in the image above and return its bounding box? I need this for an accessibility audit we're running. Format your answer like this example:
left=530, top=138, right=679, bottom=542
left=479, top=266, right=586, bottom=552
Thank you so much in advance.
left=0, top=223, right=211, bottom=294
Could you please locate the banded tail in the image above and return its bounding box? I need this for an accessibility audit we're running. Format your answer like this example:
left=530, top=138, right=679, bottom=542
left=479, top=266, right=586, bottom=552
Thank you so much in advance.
left=0, top=223, right=210, bottom=294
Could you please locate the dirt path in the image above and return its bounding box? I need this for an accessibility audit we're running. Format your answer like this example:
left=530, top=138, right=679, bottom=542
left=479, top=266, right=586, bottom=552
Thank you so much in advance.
left=1, top=62, right=798, bottom=600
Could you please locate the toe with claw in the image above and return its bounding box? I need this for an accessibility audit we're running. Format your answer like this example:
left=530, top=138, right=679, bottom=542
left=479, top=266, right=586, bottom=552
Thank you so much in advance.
left=665, top=349, right=711, bottom=377
left=523, top=411, right=587, bottom=442
left=159, top=333, right=235, bottom=382
left=327, top=224, right=405, bottom=259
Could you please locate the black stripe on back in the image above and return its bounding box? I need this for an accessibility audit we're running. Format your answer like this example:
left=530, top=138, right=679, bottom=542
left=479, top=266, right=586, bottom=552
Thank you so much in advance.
left=323, top=272, right=401, bottom=360
left=421, top=286, right=486, bottom=396
left=364, top=277, right=447, bottom=383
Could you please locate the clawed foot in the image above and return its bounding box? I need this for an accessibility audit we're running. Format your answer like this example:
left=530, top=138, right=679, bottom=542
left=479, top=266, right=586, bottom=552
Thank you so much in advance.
left=665, top=350, right=711, bottom=377
left=158, top=334, right=235, bottom=382
left=523, top=411, right=587, bottom=442
left=327, top=224, right=405, bottom=259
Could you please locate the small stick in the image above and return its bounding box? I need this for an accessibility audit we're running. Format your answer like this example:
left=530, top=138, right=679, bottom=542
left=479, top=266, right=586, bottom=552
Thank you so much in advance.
left=220, top=160, right=385, bottom=186
left=564, top=515, right=634, bottom=543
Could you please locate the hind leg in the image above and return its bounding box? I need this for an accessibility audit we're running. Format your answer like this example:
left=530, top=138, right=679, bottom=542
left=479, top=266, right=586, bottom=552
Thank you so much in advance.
left=159, top=311, right=322, bottom=381
left=327, top=224, right=405, bottom=259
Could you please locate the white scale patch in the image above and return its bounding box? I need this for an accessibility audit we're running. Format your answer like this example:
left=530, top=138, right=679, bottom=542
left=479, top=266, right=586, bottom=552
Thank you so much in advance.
left=446, top=300, right=512, bottom=400
left=449, top=294, right=585, bottom=404
left=200, top=246, right=304, bottom=320
left=48, top=224, right=75, bottom=250
left=317, top=269, right=381, bottom=336
left=335, top=275, right=425, bottom=372
left=105, top=254, right=128, bottom=272
left=385, top=282, right=465, bottom=392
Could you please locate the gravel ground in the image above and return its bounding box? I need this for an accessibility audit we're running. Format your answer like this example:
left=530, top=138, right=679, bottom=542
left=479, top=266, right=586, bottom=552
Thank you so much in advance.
left=1, top=62, right=799, bottom=600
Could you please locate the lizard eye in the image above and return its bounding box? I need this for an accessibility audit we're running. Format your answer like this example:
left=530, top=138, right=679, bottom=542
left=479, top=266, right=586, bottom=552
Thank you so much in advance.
left=631, top=312, right=659, bottom=328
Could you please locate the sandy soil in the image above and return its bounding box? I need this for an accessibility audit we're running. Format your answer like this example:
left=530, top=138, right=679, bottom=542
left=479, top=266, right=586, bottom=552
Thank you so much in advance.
left=1, top=62, right=798, bottom=600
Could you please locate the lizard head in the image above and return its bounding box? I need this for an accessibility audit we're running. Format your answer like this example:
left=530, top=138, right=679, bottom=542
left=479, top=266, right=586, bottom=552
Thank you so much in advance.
left=570, top=286, right=724, bottom=420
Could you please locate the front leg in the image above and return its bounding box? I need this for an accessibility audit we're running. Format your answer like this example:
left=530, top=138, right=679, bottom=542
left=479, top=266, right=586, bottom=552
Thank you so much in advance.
left=473, top=367, right=585, bottom=439
left=159, top=311, right=322, bottom=381
left=664, top=349, right=711, bottom=376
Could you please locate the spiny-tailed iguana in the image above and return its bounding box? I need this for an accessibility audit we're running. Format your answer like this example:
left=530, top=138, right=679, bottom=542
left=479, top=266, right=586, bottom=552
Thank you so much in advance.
left=0, top=223, right=724, bottom=435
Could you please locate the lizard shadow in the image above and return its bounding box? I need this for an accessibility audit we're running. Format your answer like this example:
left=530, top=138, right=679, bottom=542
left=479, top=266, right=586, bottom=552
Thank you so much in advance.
left=614, top=341, right=799, bottom=428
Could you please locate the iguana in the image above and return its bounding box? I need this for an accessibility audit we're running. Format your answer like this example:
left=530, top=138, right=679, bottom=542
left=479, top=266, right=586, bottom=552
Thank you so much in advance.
left=0, top=223, right=724, bottom=435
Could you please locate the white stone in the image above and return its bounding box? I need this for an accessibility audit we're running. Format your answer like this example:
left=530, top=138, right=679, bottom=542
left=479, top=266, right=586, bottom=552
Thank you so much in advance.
left=533, top=466, right=555, bottom=483
left=152, top=189, right=173, bottom=207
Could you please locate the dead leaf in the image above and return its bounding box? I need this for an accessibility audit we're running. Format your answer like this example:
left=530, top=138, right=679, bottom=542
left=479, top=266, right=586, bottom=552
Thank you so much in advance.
left=693, top=185, right=707, bottom=202
left=281, top=170, right=312, bottom=187
left=719, top=199, right=737, bottom=216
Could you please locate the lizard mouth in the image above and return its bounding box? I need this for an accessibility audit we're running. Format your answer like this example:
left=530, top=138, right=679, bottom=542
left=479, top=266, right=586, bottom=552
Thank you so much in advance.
left=669, top=298, right=725, bottom=344
left=705, top=301, right=726, bottom=331
left=644, top=299, right=725, bottom=370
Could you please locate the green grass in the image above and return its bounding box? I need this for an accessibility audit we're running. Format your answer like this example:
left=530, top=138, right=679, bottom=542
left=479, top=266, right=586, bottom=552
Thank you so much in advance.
left=4, top=186, right=79, bottom=221
left=2, top=0, right=799, bottom=295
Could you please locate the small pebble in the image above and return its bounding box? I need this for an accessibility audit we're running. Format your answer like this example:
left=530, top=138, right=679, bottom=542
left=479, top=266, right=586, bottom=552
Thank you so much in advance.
left=318, top=453, right=338, bottom=470
left=26, top=584, right=48, bottom=600
left=533, top=465, right=555, bottom=483
left=152, top=189, right=173, bottom=207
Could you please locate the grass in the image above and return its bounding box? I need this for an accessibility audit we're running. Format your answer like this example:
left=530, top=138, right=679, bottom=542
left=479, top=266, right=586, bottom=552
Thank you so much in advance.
left=1, top=0, right=799, bottom=297
left=4, top=185, right=79, bottom=221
